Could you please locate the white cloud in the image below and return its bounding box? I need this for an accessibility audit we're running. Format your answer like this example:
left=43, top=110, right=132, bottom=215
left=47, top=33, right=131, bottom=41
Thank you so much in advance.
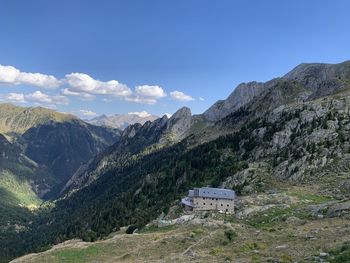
left=199, top=97, right=205, bottom=101
left=61, top=88, right=95, bottom=100
left=0, top=64, right=168, bottom=105
left=77, top=110, right=98, bottom=118
left=64, top=73, right=132, bottom=98
left=5, top=93, right=27, bottom=103
left=170, top=91, right=194, bottom=102
left=25, top=91, right=69, bottom=105
left=128, top=111, right=151, bottom=118
left=164, top=113, right=172, bottom=118
left=126, top=85, right=167, bottom=105
left=125, top=96, right=158, bottom=105
left=135, top=85, right=166, bottom=99
left=0, top=65, right=61, bottom=89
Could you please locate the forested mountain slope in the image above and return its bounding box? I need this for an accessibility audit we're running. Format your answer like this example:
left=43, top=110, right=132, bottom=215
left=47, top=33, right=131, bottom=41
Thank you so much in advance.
left=3, top=60, right=350, bottom=262
left=0, top=104, right=121, bottom=198
left=0, top=105, right=121, bottom=262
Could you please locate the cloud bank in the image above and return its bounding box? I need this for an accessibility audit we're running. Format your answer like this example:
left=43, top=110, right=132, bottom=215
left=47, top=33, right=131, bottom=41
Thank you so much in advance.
left=0, top=64, right=195, bottom=107
left=3, top=91, right=69, bottom=107
left=0, top=65, right=61, bottom=89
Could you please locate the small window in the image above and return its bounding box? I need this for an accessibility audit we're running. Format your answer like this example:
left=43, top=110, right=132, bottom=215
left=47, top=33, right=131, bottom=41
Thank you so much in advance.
left=203, top=203, right=206, bottom=205
left=210, top=203, right=212, bottom=205
left=203, top=197, right=205, bottom=200
left=226, top=209, right=228, bottom=212
left=227, top=204, right=229, bottom=207
left=221, top=204, right=223, bottom=206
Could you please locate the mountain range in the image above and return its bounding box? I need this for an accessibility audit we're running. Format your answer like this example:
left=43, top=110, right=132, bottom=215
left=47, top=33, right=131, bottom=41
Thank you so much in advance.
left=87, top=112, right=159, bottom=130
left=1, top=60, right=350, bottom=262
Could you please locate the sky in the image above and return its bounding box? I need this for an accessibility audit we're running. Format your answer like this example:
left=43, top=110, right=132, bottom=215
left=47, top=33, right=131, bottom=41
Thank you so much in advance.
left=1, top=0, right=350, bottom=119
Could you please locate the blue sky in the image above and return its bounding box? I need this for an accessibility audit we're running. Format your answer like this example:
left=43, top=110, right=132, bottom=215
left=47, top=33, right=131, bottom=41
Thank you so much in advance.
left=1, top=0, right=350, bottom=118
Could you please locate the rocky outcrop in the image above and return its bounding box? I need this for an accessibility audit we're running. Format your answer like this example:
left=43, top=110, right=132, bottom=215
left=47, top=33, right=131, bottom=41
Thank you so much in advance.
left=283, top=60, right=350, bottom=99
left=165, top=107, right=192, bottom=141
left=204, top=81, right=265, bottom=122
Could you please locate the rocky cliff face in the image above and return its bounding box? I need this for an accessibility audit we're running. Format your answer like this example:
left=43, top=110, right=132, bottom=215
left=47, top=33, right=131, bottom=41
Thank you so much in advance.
left=203, top=81, right=266, bottom=122
left=204, top=60, right=350, bottom=124
left=283, top=60, right=350, bottom=100
left=222, top=92, right=350, bottom=195
left=164, top=107, right=192, bottom=142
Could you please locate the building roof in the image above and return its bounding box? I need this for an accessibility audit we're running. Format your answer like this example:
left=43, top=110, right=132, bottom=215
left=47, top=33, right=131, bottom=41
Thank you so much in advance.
left=181, top=197, right=195, bottom=207
left=193, top=187, right=235, bottom=200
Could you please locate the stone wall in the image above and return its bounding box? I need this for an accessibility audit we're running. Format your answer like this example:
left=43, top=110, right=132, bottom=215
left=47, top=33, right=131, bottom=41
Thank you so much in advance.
left=193, top=196, right=234, bottom=213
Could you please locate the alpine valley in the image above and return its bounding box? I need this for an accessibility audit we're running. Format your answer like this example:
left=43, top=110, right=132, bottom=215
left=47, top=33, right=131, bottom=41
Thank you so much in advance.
left=3, top=60, right=350, bottom=263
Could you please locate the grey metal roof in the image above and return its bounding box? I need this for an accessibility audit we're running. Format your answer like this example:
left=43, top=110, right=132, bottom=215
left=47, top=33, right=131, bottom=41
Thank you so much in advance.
left=181, top=197, right=195, bottom=207
left=193, top=187, right=235, bottom=200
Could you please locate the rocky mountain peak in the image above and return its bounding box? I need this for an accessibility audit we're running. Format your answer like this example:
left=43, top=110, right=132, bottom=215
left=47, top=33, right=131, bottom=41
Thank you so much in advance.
left=203, top=81, right=265, bottom=122
left=283, top=62, right=334, bottom=82
left=284, top=60, right=350, bottom=83
left=170, top=107, right=191, bottom=120
left=166, top=107, right=192, bottom=140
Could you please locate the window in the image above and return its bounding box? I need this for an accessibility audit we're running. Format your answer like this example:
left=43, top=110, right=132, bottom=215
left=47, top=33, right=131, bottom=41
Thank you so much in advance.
left=210, top=203, right=212, bottom=205
left=221, top=204, right=223, bottom=206
left=203, top=203, right=206, bottom=205
left=227, top=204, right=229, bottom=207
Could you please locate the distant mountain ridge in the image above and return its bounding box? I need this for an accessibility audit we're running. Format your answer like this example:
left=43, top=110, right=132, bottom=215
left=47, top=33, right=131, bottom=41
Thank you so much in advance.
left=0, top=103, right=76, bottom=138
left=0, top=103, right=121, bottom=199
left=87, top=112, right=158, bottom=130
left=3, top=60, right=350, bottom=262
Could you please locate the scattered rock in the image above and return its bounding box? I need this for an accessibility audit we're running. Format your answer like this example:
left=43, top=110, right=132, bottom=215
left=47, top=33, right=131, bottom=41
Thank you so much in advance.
left=327, top=200, right=350, bottom=217
left=184, top=249, right=196, bottom=258
left=319, top=252, right=329, bottom=257
left=275, top=244, right=288, bottom=250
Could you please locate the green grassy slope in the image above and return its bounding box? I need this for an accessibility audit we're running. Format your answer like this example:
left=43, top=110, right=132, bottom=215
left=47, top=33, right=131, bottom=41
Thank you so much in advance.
left=0, top=170, right=41, bottom=208
left=11, top=186, right=350, bottom=263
